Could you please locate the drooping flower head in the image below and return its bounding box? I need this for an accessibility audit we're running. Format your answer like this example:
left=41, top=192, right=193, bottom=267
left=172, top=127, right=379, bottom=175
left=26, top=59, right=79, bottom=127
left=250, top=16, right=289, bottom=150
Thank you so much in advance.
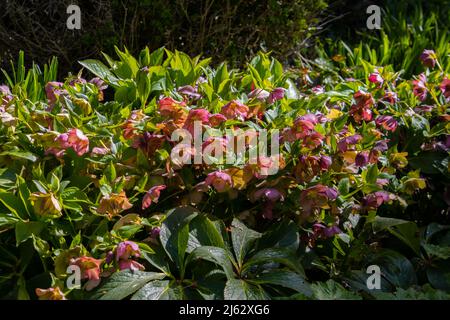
left=337, top=134, right=362, bottom=153
left=383, top=91, right=399, bottom=104
left=208, top=113, right=227, bottom=127
left=368, top=70, right=384, bottom=87
left=253, top=188, right=284, bottom=202
left=35, top=287, right=66, bottom=300
left=295, top=155, right=332, bottom=183
left=122, top=110, right=147, bottom=140
left=440, top=78, right=450, bottom=101
left=420, top=49, right=437, bottom=69
left=355, top=151, right=369, bottom=167
left=115, top=241, right=141, bottom=261
left=54, top=128, right=89, bottom=157
left=248, top=88, right=270, bottom=101
left=205, top=171, right=233, bottom=192
left=412, top=73, right=428, bottom=101
left=362, top=191, right=391, bottom=210
left=183, top=108, right=210, bottom=134
left=158, top=97, right=187, bottom=120
left=97, top=191, right=133, bottom=218
left=300, top=184, right=338, bottom=216
left=69, top=256, right=103, bottom=291
left=267, top=87, right=286, bottom=104
left=177, top=85, right=201, bottom=100
left=89, top=77, right=108, bottom=101
left=220, top=100, right=249, bottom=121
left=29, top=192, right=62, bottom=218
left=45, top=81, right=66, bottom=108
left=349, top=90, right=373, bottom=123
left=132, top=132, right=165, bottom=157
left=375, top=115, right=398, bottom=132
left=142, top=185, right=166, bottom=209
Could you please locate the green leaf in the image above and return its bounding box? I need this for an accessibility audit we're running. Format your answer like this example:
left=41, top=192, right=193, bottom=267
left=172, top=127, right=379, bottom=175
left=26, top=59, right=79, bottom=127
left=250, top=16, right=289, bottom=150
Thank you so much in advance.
left=188, top=246, right=235, bottom=280
left=142, top=248, right=171, bottom=276
left=253, top=270, right=312, bottom=297
left=231, top=219, right=261, bottom=267
left=131, top=280, right=183, bottom=300
left=159, top=206, right=198, bottom=270
left=373, top=285, right=450, bottom=300
left=426, top=261, right=450, bottom=291
left=0, top=192, right=27, bottom=219
left=258, top=219, right=299, bottom=251
left=79, top=59, right=118, bottom=85
left=371, top=216, right=410, bottom=233
left=104, top=162, right=116, bottom=183
left=422, top=243, right=450, bottom=260
left=0, top=213, right=19, bottom=228
left=243, top=247, right=304, bottom=276
left=187, top=216, right=226, bottom=252
left=224, top=279, right=268, bottom=300
left=0, top=150, right=38, bottom=162
left=408, top=152, right=449, bottom=175
left=15, top=221, right=44, bottom=246
left=368, top=249, right=417, bottom=289
left=311, top=280, right=361, bottom=300
left=94, top=270, right=166, bottom=300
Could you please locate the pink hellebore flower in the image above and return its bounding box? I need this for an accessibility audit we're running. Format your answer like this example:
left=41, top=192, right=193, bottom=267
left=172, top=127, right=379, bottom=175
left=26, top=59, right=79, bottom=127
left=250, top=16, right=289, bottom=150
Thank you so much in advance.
left=420, top=49, right=437, bottom=69
left=89, top=77, right=108, bottom=101
left=142, top=185, right=166, bottom=209
left=253, top=188, right=284, bottom=202
left=115, top=241, right=141, bottom=261
left=69, top=256, right=103, bottom=291
left=248, top=88, right=270, bottom=101
left=205, top=171, right=233, bottom=193
left=253, top=188, right=284, bottom=220
left=45, top=81, right=65, bottom=107
left=355, top=151, right=369, bottom=167
left=368, top=70, right=384, bottom=87
left=220, top=100, right=249, bottom=121
left=412, top=73, right=428, bottom=101
left=313, top=223, right=342, bottom=238
left=312, top=85, right=325, bottom=94
left=362, top=191, right=391, bottom=210
left=178, top=85, right=201, bottom=100
left=300, top=184, right=338, bottom=216
left=132, top=132, right=165, bottom=157
left=158, top=97, right=186, bottom=117
left=375, top=115, right=398, bottom=132
left=183, top=108, right=210, bottom=134
left=208, top=113, right=227, bottom=127
left=440, top=78, right=450, bottom=101
left=383, top=91, right=399, bottom=104
left=337, top=134, right=362, bottom=153
left=349, top=91, right=373, bottom=123
left=118, top=260, right=145, bottom=271
left=91, top=147, right=109, bottom=156
left=0, top=84, right=11, bottom=97
left=267, top=87, right=286, bottom=104
left=53, top=128, right=89, bottom=157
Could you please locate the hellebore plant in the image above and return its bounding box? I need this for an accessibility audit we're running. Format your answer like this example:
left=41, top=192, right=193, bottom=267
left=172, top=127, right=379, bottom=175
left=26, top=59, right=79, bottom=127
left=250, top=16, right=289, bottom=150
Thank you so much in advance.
left=0, top=47, right=448, bottom=300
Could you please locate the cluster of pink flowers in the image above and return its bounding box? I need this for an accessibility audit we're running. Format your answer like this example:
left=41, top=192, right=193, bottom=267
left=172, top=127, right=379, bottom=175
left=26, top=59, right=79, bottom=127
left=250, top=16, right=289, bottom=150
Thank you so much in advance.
left=46, top=128, right=89, bottom=157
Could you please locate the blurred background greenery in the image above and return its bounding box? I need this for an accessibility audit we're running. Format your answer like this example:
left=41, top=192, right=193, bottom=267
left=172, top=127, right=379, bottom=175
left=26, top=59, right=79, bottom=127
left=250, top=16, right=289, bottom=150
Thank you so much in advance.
left=0, top=0, right=448, bottom=76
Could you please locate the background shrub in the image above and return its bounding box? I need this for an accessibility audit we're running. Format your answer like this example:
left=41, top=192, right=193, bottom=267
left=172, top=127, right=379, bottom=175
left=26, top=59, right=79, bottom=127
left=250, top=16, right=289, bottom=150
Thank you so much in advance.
left=0, top=0, right=328, bottom=74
